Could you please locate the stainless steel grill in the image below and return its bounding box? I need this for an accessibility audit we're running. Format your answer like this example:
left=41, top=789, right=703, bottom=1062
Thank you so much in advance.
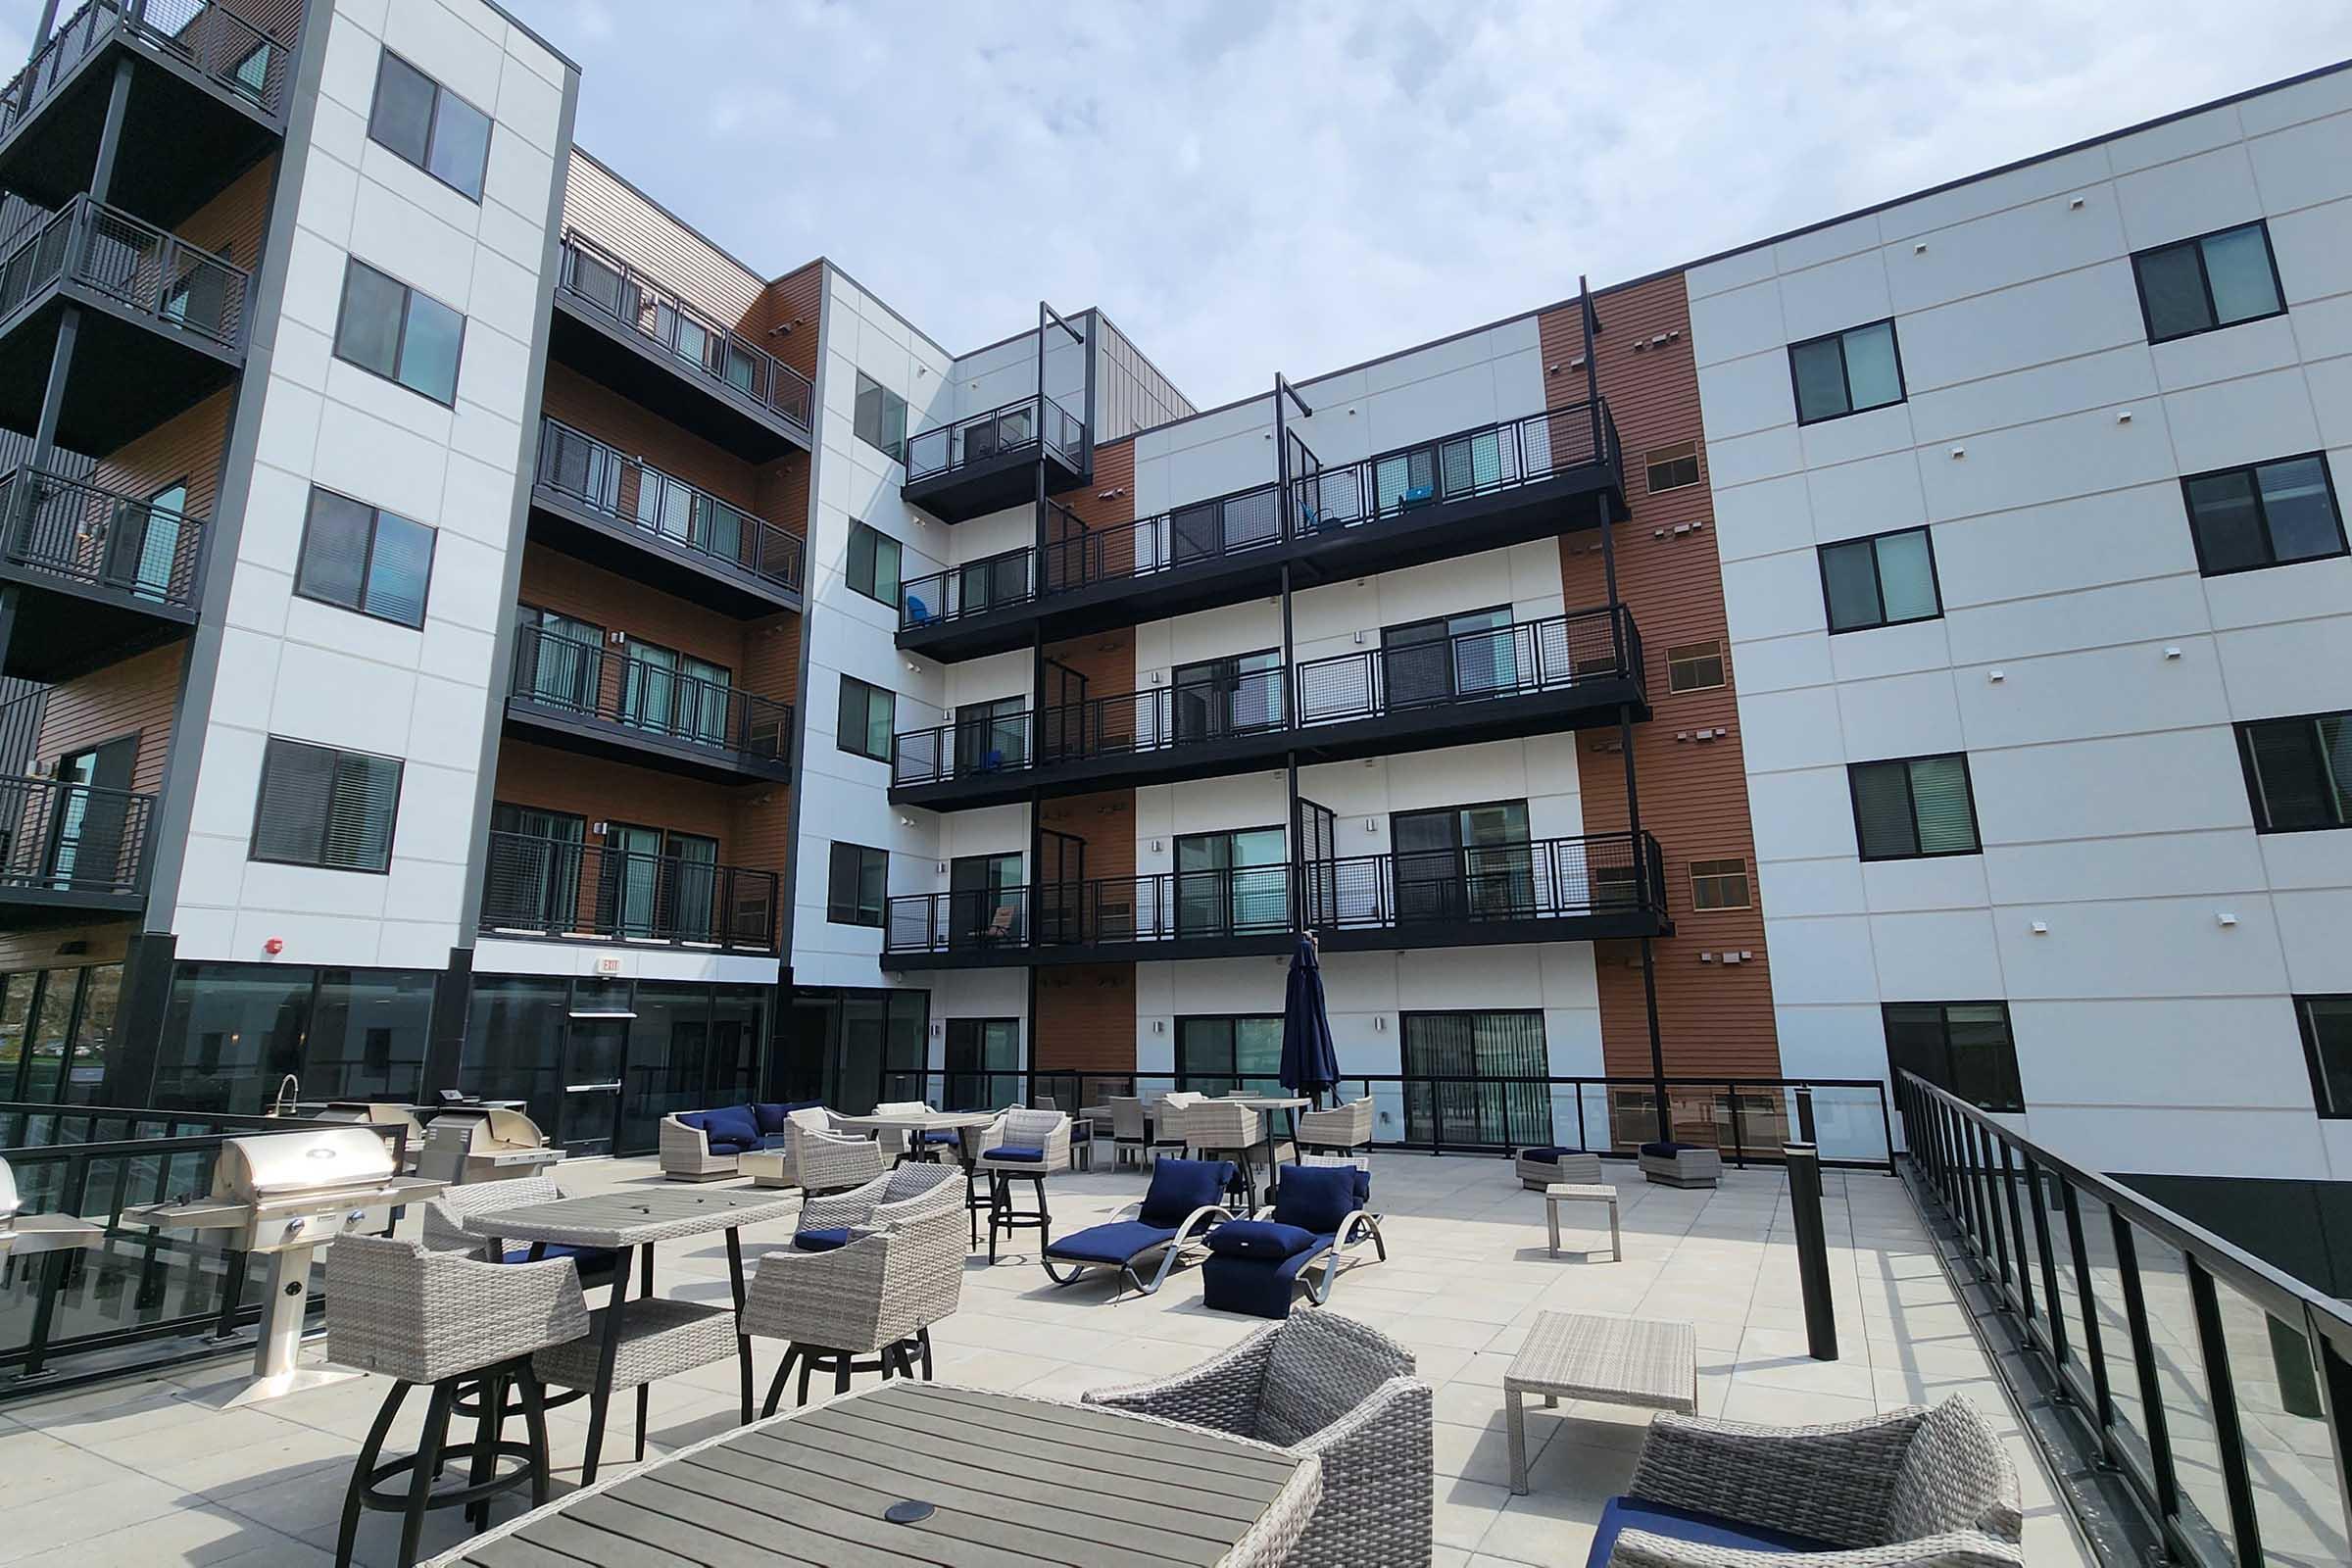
left=416, top=1103, right=562, bottom=1185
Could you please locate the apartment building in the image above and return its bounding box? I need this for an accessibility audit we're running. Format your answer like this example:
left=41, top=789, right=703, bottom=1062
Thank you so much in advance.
left=0, top=0, right=2342, bottom=1182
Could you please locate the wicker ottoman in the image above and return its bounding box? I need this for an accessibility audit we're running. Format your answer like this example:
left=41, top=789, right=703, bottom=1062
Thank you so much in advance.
left=1638, top=1141, right=1723, bottom=1189
left=1516, top=1146, right=1602, bottom=1190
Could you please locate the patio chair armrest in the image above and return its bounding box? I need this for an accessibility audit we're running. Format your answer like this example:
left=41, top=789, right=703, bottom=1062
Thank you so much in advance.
left=1108, top=1200, right=1145, bottom=1222
left=1338, top=1207, right=1383, bottom=1246
left=796, top=1183, right=883, bottom=1233
left=1629, top=1406, right=1928, bottom=1548
left=1175, top=1203, right=1233, bottom=1242
left=1083, top=1320, right=1279, bottom=1440
left=799, top=1136, right=887, bottom=1193
left=1285, top=1375, right=1433, bottom=1562
left=1606, top=1528, right=2023, bottom=1568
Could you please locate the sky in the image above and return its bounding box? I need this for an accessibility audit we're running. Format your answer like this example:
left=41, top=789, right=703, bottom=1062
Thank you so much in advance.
left=12, top=1, right=2350, bottom=409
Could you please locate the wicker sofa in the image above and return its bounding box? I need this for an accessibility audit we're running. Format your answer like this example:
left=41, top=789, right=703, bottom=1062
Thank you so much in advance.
left=1597, top=1396, right=2023, bottom=1565
left=658, top=1101, right=821, bottom=1181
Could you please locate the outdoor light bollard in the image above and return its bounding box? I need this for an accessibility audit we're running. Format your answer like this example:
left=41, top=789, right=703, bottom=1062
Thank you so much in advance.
left=1785, top=1142, right=1838, bottom=1361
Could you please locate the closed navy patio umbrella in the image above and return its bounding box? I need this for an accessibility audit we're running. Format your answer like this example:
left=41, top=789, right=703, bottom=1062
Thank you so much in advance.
left=1280, top=933, right=1341, bottom=1106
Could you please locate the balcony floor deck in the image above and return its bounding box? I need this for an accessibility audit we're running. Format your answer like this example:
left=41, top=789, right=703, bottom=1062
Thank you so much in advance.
left=0, top=1153, right=2092, bottom=1568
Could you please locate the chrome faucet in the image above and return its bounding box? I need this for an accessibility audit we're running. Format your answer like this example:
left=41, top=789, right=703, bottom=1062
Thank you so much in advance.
left=270, top=1074, right=301, bottom=1117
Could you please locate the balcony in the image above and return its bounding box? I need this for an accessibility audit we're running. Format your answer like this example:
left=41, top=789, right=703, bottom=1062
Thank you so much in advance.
left=531, top=417, right=804, bottom=616
left=0, top=467, right=203, bottom=680
left=901, top=393, right=1089, bottom=523
left=0, top=0, right=293, bottom=225
left=898, top=401, right=1625, bottom=660
left=549, top=231, right=813, bottom=462
left=0, top=774, right=155, bottom=922
left=891, top=605, right=1645, bottom=809
left=882, top=830, right=1670, bottom=969
left=502, top=625, right=794, bottom=785
left=478, top=831, right=779, bottom=954
left=0, top=196, right=250, bottom=453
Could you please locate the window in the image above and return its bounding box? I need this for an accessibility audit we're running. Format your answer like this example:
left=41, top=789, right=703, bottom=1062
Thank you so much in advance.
left=1400, top=1011, right=1549, bottom=1147
left=250, top=738, right=404, bottom=872
left=1849, top=754, right=1980, bottom=860
left=1689, top=858, right=1750, bottom=911
left=2299, top=997, right=2352, bottom=1117
left=1665, top=640, right=1725, bottom=694
left=1884, top=1002, right=2023, bottom=1113
left=2180, top=454, right=2345, bottom=576
left=1788, top=319, right=1905, bottom=424
left=846, top=521, right=903, bottom=607
left=335, top=259, right=465, bottom=405
left=2132, top=221, right=2284, bottom=344
left=229, top=40, right=273, bottom=103
left=1643, top=441, right=1700, bottom=494
left=828, top=842, right=887, bottom=927
left=854, top=373, right=906, bottom=465
left=837, top=675, right=895, bottom=762
left=295, top=487, right=435, bottom=627
left=2237, top=710, right=2352, bottom=832
left=1174, top=827, right=1289, bottom=936
left=1819, top=527, right=1939, bottom=633
left=944, top=1018, right=1021, bottom=1110
left=367, top=51, right=492, bottom=201
left=1176, top=1016, right=1284, bottom=1095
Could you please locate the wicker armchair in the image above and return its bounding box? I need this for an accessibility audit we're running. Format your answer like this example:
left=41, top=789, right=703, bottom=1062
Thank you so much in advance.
left=785, top=1105, right=887, bottom=1194
left=745, top=1163, right=966, bottom=1409
left=657, top=1114, right=738, bottom=1182
left=1603, top=1397, right=2024, bottom=1566
left=1187, top=1099, right=1266, bottom=1206
left=1086, top=1309, right=1433, bottom=1568
left=870, top=1100, right=932, bottom=1159
left=1297, top=1097, right=1374, bottom=1154
left=970, top=1106, right=1070, bottom=1260
left=325, top=1236, right=588, bottom=1568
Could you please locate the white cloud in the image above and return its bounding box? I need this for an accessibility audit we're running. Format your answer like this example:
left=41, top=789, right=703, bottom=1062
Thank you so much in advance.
left=500, top=0, right=2346, bottom=408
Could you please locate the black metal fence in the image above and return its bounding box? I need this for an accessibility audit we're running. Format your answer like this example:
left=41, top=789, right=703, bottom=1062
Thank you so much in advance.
left=0, top=194, right=251, bottom=348
left=1294, top=401, right=1614, bottom=532
left=535, top=416, right=805, bottom=592
left=904, top=393, right=1086, bottom=484
left=556, top=230, right=812, bottom=431
left=0, top=466, right=204, bottom=606
left=1, top=0, right=294, bottom=140
left=0, top=774, right=154, bottom=896
left=1295, top=604, right=1642, bottom=723
left=507, top=623, right=793, bottom=767
left=476, top=830, right=779, bottom=952
left=901, top=544, right=1038, bottom=630
left=1895, top=1071, right=2352, bottom=1566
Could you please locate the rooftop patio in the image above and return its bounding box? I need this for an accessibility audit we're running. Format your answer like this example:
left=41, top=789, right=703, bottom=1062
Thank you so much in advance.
left=0, top=1151, right=2089, bottom=1567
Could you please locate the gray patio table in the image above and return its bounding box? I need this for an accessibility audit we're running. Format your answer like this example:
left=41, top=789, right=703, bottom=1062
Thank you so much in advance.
left=426, top=1379, right=1321, bottom=1567
left=1234, top=1093, right=1310, bottom=1180
left=460, top=1187, right=799, bottom=1484
left=829, top=1107, right=998, bottom=1163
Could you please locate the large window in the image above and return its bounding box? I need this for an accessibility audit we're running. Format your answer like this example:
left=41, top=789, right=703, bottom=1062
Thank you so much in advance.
left=334, top=259, right=465, bottom=405
left=1884, top=1002, right=2024, bottom=1113
left=1849, top=754, right=1980, bottom=861
left=250, top=738, right=404, bottom=872
left=1176, top=1015, right=1283, bottom=1096
left=828, top=842, right=887, bottom=927
left=1820, top=527, right=1940, bottom=633
left=944, top=1017, right=1020, bottom=1109
left=152, top=962, right=434, bottom=1113
left=2299, top=997, right=2352, bottom=1118
left=2180, top=454, right=2345, bottom=576
left=1391, top=801, right=1533, bottom=923
left=1174, top=827, right=1288, bottom=937
left=2132, top=221, right=2284, bottom=344
left=296, top=487, right=435, bottom=627
left=1400, top=1010, right=1549, bottom=1148
left=836, top=675, right=896, bottom=762
left=846, top=521, right=903, bottom=608
left=854, top=373, right=906, bottom=465
left=2237, top=710, right=2352, bottom=832
left=367, top=50, right=491, bottom=201
left=1788, top=319, right=1905, bottom=424
left=0, top=965, right=122, bottom=1106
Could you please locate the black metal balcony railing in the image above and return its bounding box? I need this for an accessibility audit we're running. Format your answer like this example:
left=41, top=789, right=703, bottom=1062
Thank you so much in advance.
left=507, top=625, right=792, bottom=766
left=478, top=831, right=778, bottom=951
left=890, top=606, right=1642, bottom=789
left=0, top=0, right=292, bottom=141
left=1895, top=1071, right=2352, bottom=1568
left=0, top=774, right=154, bottom=898
left=900, top=544, right=1034, bottom=628
left=883, top=830, right=1667, bottom=957
left=0, top=466, right=203, bottom=607
left=1294, top=401, right=1612, bottom=533
left=0, top=194, right=250, bottom=348
left=556, top=231, right=813, bottom=432
left=535, top=417, right=805, bottom=594
left=904, top=393, right=1087, bottom=485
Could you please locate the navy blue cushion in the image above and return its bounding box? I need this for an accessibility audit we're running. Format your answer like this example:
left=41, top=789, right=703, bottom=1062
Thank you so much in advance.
left=1200, top=1237, right=1335, bottom=1318
left=1272, top=1164, right=1358, bottom=1237
left=1139, top=1157, right=1234, bottom=1228
left=502, top=1243, right=618, bottom=1276
left=676, top=1109, right=714, bottom=1133
left=986, top=1145, right=1045, bottom=1161
left=1641, top=1141, right=1697, bottom=1158
left=699, top=1103, right=760, bottom=1146
left=1587, top=1496, right=1836, bottom=1566
left=1521, top=1146, right=1572, bottom=1163
left=794, top=1228, right=854, bottom=1252
left=919, top=1130, right=962, bottom=1146
left=1044, top=1219, right=1180, bottom=1266
left=752, top=1102, right=821, bottom=1136
left=1205, top=1220, right=1317, bottom=1259
left=705, top=1139, right=748, bottom=1156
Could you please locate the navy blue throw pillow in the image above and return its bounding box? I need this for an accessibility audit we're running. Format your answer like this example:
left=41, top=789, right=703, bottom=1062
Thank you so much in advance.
left=1272, top=1164, right=1357, bottom=1236
left=1139, top=1157, right=1233, bottom=1228
left=1204, top=1220, right=1317, bottom=1259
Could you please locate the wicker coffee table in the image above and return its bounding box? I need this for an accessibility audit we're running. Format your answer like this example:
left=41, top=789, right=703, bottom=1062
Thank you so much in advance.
left=1504, top=1309, right=1696, bottom=1494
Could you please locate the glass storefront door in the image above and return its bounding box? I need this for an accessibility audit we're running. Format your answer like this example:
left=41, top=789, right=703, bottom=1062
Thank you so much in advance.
left=556, top=1016, right=627, bottom=1156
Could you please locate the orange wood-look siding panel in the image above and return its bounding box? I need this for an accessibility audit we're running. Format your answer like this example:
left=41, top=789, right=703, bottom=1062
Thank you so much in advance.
left=1050, top=436, right=1150, bottom=579
left=0, top=920, right=134, bottom=975
left=32, top=643, right=184, bottom=795
left=560, top=151, right=766, bottom=333
left=756, top=260, right=823, bottom=384
left=539, top=364, right=791, bottom=523
left=88, top=388, right=230, bottom=520
left=489, top=739, right=787, bottom=880
left=514, top=542, right=797, bottom=706
left=1035, top=963, right=1138, bottom=1076
left=174, top=153, right=274, bottom=272
left=1544, top=274, right=1782, bottom=1083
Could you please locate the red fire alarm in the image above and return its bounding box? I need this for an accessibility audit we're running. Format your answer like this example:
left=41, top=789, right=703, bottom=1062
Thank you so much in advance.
left=263, top=937, right=284, bottom=956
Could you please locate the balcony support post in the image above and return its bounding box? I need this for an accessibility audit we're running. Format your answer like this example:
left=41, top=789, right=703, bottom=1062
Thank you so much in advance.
left=88, top=56, right=136, bottom=205
left=26, top=0, right=59, bottom=70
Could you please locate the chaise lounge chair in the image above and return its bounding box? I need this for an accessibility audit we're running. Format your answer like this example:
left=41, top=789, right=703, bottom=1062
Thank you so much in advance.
left=1039, top=1156, right=1235, bottom=1296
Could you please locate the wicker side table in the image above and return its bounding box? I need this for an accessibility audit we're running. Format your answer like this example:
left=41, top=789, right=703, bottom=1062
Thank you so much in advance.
left=1503, top=1309, right=1695, bottom=1494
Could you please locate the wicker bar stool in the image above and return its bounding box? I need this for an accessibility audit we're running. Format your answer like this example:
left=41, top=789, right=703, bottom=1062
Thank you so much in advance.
left=1107, top=1095, right=1151, bottom=1168
left=973, top=1106, right=1071, bottom=1261
left=326, top=1236, right=588, bottom=1568
left=1186, top=1099, right=1267, bottom=1210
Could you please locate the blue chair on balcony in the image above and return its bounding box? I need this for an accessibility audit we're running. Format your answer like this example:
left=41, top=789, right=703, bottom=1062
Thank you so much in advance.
left=1040, top=1157, right=1235, bottom=1297
left=905, top=593, right=933, bottom=624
